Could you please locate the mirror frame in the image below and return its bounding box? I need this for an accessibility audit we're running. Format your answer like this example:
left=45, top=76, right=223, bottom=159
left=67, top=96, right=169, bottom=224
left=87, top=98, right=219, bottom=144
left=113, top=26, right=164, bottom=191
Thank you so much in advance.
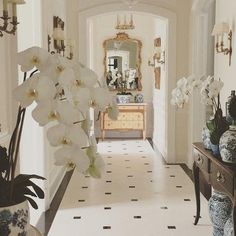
left=103, top=32, right=142, bottom=91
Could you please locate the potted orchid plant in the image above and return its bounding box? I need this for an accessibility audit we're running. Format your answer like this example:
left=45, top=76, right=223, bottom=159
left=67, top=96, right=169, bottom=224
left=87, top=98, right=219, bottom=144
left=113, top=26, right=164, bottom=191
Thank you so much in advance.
left=171, top=75, right=229, bottom=156
left=0, top=46, right=118, bottom=235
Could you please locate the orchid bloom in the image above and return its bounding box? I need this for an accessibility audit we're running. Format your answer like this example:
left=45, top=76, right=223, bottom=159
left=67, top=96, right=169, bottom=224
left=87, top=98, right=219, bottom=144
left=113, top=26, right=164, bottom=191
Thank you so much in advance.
left=54, top=146, right=90, bottom=173
left=17, top=46, right=49, bottom=72
left=13, top=74, right=56, bottom=108
left=14, top=46, right=118, bottom=179
left=47, top=123, right=89, bottom=147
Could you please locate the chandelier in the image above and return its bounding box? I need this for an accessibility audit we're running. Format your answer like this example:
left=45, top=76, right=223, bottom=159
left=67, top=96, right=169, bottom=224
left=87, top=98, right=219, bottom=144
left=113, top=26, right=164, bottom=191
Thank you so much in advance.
left=115, top=14, right=135, bottom=30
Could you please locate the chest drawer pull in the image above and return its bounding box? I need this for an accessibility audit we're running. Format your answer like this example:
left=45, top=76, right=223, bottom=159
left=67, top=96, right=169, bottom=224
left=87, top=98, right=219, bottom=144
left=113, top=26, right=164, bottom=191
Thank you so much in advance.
left=216, top=171, right=225, bottom=183
left=197, top=154, right=203, bottom=165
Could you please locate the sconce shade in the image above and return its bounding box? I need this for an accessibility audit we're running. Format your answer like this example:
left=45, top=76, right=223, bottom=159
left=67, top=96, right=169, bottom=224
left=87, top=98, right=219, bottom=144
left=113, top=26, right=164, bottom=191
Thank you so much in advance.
left=212, top=22, right=230, bottom=36
left=8, top=0, right=26, bottom=4
left=52, top=27, right=65, bottom=40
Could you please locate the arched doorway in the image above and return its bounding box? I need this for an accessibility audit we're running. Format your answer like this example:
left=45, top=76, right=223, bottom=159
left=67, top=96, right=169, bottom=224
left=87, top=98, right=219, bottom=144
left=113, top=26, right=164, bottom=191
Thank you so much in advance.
left=78, top=3, right=176, bottom=163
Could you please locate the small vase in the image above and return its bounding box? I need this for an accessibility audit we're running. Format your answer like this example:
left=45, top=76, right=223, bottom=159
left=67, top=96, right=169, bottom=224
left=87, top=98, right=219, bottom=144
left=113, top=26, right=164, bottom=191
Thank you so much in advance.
left=202, top=127, right=211, bottom=150
left=116, top=95, right=132, bottom=104
left=208, top=191, right=232, bottom=236
left=219, top=125, right=236, bottom=163
left=134, top=93, right=144, bottom=103
left=210, top=143, right=220, bottom=157
left=0, top=200, right=30, bottom=235
left=224, top=216, right=234, bottom=236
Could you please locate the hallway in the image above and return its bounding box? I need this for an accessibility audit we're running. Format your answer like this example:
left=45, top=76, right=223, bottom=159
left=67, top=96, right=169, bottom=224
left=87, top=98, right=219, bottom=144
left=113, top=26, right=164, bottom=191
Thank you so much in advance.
left=48, top=140, right=212, bottom=236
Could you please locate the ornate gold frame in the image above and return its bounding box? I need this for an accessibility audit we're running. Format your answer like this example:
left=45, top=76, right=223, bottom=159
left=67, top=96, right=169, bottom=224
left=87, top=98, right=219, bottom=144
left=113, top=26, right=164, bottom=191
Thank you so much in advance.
left=103, top=32, right=142, bottom=91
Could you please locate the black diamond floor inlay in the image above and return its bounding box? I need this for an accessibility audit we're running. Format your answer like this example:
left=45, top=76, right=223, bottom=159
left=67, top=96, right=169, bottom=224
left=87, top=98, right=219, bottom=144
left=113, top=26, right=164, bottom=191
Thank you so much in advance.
left=147, top=171, right=152, bottom=173
left=176, top=186, right=183, bottom=188
left=129, top=186, right=135, bottom=188
left=170, top=175, right=175, bottom=177
left=105, top=192, right=112, bottom=195
left=106, top=180, right=112, bottom=183
left=73, top=216, right=81, bottom=219
left=106, top=171, right=112, bottom=173
left=78, top=200, right=85, bottom=202
left=184, top=199, right=191, bottom=201
left=82, top=186, right=88, bottom=189
left=104, top=207, right=112, bottom=210
left=134, top=216, right=142, bottom=219
left=127, top=175, right=133, bottom=177
left=131, top=199, right=138, bottom=201
left=103, top=226, right=111, bottom=229
left=161, top=207, right=168, bottom=210
left=168, top=226, right=176, bottom=229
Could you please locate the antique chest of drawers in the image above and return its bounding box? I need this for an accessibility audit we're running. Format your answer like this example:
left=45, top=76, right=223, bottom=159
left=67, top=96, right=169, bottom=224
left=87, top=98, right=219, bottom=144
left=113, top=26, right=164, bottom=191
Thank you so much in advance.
left=100, top=103, right=147, bottom=140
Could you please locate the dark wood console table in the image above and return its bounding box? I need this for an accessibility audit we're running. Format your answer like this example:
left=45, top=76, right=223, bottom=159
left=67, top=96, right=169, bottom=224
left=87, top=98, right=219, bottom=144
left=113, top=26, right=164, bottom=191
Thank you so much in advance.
left=193, top=142, right=236, bottom=235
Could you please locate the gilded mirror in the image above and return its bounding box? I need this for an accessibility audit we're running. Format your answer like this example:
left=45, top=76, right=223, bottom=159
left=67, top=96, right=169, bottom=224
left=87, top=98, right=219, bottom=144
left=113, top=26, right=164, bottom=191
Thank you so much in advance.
left=103, top=32, right=142, bottom=91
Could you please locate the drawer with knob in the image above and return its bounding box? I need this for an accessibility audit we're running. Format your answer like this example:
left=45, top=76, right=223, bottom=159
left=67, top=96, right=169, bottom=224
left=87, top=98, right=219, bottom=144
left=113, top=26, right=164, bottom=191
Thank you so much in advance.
left=193, top=149, right=210, bottom=172
left=211, top=162, right=234, bottom=197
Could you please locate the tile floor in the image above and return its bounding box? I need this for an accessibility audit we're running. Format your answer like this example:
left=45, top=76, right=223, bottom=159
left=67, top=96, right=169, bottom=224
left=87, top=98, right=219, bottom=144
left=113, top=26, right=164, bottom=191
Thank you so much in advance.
left=48, top=140, right=212, bottom=236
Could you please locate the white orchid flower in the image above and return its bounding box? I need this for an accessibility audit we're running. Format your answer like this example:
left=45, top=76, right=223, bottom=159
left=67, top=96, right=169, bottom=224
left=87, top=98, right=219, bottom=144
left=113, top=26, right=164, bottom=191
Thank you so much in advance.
left=56, top=100, right=85, bottom=125
left=32, top=100, right=59, bottom=126
left=13, top=74, right=39, bottom=107
left=90, top=87, right=111, bottom=111
left=208, top=80, right=224, bottom=98
left=54, top=146, right=90, bottom=173
left=73, top=62, right=98, bottom=88
left=17, top=46, right=49, bottom=72
left=13, top=74, right=56, bottom=108
left=32, top=100, right=83, bottom=126
left=66, top=87, right=91, bottom=114
left=42, top=54, right=72, bottom=82
left=47, top=123, right=89, bottom=147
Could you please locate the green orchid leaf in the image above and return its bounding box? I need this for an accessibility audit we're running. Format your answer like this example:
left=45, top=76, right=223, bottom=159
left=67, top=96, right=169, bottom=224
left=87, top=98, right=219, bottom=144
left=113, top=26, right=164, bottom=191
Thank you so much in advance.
left=25, top=196, right=38, bottom=209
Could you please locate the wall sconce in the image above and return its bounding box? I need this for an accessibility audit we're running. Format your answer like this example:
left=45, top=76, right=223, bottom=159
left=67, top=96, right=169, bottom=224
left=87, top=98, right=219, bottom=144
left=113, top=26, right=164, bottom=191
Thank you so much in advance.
left=148, top=37, right=165, bottom=67
left=212, top=22, right=233, bottom=66
left=47, top=16, right=74, bottom=60
left=0, top=0, right=25, bottom=37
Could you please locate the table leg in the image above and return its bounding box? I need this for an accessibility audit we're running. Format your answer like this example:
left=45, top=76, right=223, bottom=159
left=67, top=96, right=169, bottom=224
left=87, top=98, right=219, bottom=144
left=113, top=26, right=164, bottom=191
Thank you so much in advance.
left=233, top=202, right=236, bottom=236
left=102, top=130, right=105, bottom=141
left=193, top=161, right=201, bottom=225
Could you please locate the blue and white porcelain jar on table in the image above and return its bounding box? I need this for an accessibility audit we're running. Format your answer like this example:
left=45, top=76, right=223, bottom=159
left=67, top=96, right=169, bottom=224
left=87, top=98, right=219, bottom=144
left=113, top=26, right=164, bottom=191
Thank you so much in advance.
left=208, top=191, right=232, bottom=236
left=219, top=125, right=236, bottom=163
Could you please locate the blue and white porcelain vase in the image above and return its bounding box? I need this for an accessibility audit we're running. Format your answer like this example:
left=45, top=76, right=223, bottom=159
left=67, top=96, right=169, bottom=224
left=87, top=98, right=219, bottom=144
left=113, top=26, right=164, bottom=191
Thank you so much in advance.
left=224, top=215, right=234, bottom=236
left=0, top=200, right=30, bottom=235
left=219, top=125, right=236, bottom=163
left=134, top=93, right=144, bottom=103
left=208, top=191, right=232, bottom=236
left=116, top=95, right=132, bottom=104
left=202, top=127, right=211, bottom=150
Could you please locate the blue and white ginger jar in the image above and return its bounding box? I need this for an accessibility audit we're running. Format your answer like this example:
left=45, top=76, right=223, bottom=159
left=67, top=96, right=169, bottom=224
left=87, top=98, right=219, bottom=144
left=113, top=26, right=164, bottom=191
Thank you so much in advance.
left=224, top=216, right=234, bottom=236
left=219, top=125, right=236, bottom=163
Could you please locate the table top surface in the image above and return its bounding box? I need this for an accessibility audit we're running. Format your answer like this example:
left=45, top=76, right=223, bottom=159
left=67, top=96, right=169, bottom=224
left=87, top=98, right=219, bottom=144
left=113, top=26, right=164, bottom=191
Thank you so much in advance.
left=117, top=103, right=147, bottom=106
left=193, top=142, right=236, bottom=174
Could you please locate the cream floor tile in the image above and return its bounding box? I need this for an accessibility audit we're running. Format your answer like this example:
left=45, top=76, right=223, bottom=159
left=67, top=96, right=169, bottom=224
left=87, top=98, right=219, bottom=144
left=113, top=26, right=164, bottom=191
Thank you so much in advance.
left=48, top=140, right=212, bottom=236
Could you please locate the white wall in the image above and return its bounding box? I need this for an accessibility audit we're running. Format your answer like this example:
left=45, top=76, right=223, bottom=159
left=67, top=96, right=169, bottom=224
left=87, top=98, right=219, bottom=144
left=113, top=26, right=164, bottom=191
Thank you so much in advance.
left=152, top=20, right=167, bottom=158
left=17, top=0, right=68, bottom=229
left=214, top=0, right=236, bottom=113
left=89, top=12, right=165, bottom=138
